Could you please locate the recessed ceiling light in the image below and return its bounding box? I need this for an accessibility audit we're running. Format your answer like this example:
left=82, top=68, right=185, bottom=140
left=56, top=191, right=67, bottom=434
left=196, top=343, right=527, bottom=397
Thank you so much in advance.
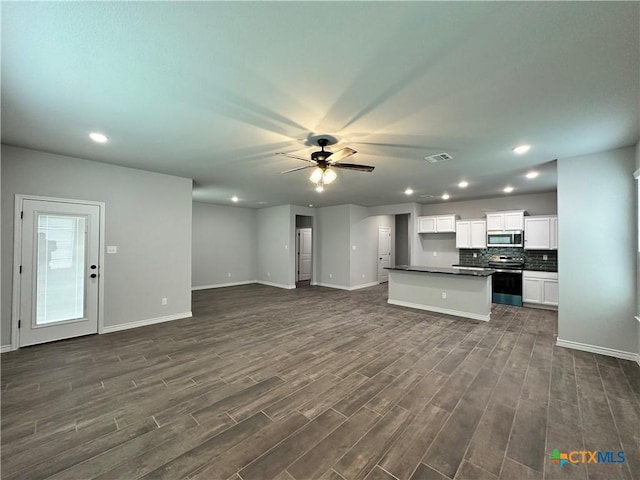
left=231, top=196, right=239, bottom=202
left=513, top=145, right=531, bottom=155
left=404, top=188, right=414, bottom=195
left=89, top=132, right=109, bottom=143
left=458, top=181, right=468, bottom=188
left=442, top=193, right=450, bottom=200
left=525, top=171, right=539, bottom=179
left=309, top=204, right=313, bottom=207
left=503, top=186, right=514, bottom=193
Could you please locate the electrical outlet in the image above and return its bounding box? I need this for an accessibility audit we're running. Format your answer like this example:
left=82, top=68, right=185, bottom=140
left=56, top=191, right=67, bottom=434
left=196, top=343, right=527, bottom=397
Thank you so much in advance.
left=543, top=255, right=548, bottom=261
left=107, top=246, right=117, bottom=254
left=329, top=273, right=333, bottom=279
left=362, top=273, right=365, bottom=279
left=267, top=272, right=270, bottom=277
left=441, top=292, right=447, bottom=299
left=433, top=251, right=437, bottom=257
left=473, top=253, right=478, bottom=258
left=284, top=244, right=288, bottom=250
left=352, top=245, right=356, bottom=250
left=227, top=272, right=232, bottom=277
left=161, top=298, right=168, bottom=306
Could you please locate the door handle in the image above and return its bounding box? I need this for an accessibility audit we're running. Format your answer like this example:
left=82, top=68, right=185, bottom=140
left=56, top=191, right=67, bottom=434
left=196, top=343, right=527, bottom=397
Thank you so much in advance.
left=90, top=273, right=97, bottom=278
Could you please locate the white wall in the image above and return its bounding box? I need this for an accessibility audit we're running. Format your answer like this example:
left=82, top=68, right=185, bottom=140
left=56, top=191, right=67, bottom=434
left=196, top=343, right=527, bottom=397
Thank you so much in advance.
left=192, top=202, right=256, bottom=288
left=1, top=145, right=193, bottom=346
left=256, top=205, right=293, bottom=288
left=557, top=146, right=637, bottom=356
left=315, top=205, right=351, bottom=288
left=349, top=205, right=394, bottom=287
left=414, top=233, right=459, bottom=268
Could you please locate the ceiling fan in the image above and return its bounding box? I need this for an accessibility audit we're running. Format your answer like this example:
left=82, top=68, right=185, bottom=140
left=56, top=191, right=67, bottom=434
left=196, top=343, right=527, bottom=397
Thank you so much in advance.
left=277, top=138, right=375, bottom=191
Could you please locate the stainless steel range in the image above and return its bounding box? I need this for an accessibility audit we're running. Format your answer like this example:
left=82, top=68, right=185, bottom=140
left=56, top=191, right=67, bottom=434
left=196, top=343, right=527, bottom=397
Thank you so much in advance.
left=487, top=255, right=524, bottom=306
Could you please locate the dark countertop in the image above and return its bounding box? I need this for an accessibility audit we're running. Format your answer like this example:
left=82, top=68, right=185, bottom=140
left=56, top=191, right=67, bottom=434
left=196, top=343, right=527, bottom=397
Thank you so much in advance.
left=386, top=265, right=495, bottom=277
left=452, top=263, right=558, bottom=273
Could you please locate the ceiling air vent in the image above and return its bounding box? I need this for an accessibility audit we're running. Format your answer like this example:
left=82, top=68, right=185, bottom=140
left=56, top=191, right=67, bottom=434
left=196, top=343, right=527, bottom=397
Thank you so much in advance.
left=424, top=152, right=453, bottom=164
left=419, top=194, right=434, bottom=199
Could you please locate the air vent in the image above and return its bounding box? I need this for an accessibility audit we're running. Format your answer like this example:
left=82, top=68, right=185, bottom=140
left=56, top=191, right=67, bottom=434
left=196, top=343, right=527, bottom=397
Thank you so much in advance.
left=424, top=152, right=453, bottom=163
left=419, top=194, right=435, bottom=198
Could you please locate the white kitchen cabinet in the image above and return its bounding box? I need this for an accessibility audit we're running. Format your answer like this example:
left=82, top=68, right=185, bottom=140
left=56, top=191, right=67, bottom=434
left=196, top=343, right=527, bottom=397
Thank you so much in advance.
left=456, top=220, right=486, bottom=249
left=486, top=210, right=525, bottom=231
left=523, top=270, right=558, bottom=307
left=524, top=216, right=558, bottom=250
left=417, top=214, right=458, bottom=233
left=418, top=217, right=436, bottom=233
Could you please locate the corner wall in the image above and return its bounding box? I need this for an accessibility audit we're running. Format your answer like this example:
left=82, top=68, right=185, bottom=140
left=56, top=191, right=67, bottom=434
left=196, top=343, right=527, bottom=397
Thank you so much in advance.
left=1, top=145, right=193, bottom=346
left=557, top=146, right=637, bottom=358
left=192, top=202, right=257, bottom=289
left=255, top=205, right=293, bottom=288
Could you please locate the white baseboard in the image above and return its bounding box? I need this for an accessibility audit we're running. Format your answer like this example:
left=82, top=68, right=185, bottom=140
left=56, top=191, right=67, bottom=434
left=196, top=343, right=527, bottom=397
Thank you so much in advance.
left=388, top=299, right=490, bottom=322
left=313, top=282, right=351, bottom=290
left=556, top=338, right=638, bottom=362
left=192, top=280, right=256, bottom=291
left=348, top=281, right=381, bottom=291
left=255, top=280, right=296, bottom=290
left=314, top=281, right=382, bottom=291
left=1, top=344, right=15, bottom=353
left=103, top=312, right=193, bottom=334
left=636, top=354, right=640, bottom=368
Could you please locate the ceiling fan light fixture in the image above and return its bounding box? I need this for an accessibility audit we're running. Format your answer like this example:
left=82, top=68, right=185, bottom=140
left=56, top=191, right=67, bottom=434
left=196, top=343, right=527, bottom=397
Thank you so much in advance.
left=316, top=184, right=324, bottom=193
left=323, top=169, right=337, bottom=185
left=309, top=167, right=323, bottom=183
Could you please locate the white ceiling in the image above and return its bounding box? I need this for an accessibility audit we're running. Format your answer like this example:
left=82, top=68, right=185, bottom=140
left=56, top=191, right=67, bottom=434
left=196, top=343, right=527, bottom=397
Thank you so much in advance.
left=2, top=2, right=638, bottom=208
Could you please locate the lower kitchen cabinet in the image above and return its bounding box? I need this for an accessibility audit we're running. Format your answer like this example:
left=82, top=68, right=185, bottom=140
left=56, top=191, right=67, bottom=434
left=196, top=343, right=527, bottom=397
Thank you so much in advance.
left=523, top=270, right=558, bottom=307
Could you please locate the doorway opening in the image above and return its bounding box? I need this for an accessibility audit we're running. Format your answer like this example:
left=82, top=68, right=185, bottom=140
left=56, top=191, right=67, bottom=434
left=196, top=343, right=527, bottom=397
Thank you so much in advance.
left=395, top=213, right=410, bottom=266
left=295, top=215, right=313, bottom=287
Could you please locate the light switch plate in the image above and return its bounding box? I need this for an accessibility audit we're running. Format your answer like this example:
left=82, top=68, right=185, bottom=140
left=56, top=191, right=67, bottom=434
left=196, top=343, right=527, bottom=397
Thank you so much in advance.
left=107, top=246, right=117, bottom=254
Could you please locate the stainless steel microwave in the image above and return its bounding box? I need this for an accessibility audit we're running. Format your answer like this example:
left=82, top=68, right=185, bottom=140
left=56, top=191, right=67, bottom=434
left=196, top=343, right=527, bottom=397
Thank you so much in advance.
left=487, top=231, right=523, bottom=247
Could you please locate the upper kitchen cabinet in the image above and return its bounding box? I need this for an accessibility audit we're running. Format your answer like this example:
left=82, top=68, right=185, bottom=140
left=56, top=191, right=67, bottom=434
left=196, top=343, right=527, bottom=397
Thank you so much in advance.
left=524, top=216, right=558, bottom=250
left=417, top=214, right=458, bottom=233
left=486, top=210, right=526, bottom=231
left=456, top=220, right=487, bottom=249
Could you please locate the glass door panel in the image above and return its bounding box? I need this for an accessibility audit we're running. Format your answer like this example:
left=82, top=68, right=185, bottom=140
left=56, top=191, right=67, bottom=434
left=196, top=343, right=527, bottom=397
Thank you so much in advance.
left=36, top=214, right=87, bottom=325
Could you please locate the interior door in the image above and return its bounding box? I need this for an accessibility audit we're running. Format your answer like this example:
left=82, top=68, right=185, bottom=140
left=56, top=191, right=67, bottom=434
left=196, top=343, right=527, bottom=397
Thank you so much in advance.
left=297, top=228, right=312, bottom=281
left=378, top=226, right=391, bottom=283
left=19, top=199, right=101, bottom=347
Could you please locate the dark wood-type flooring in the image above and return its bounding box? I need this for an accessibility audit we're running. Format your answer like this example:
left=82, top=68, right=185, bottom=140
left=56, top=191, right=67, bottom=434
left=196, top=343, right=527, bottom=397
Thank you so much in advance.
left=2, top=284, right=639, bottom=480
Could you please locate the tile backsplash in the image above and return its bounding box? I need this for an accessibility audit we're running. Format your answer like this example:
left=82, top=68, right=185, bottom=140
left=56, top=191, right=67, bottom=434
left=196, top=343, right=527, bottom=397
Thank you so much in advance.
left=459, top=247, right=557, bottom=271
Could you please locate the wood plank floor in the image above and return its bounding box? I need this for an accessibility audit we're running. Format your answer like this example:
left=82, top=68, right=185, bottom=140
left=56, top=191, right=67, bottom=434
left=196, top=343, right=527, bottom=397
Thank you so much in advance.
left=2, top=283, right=639, bottom=480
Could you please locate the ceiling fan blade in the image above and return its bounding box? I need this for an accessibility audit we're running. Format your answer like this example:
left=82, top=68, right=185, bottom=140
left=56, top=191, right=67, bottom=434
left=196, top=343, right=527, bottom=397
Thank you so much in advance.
left=280, top=165, right=315, bottom=174
left=276, top=152, right=314, bottom=163
left=331, top=163, right=375, bottom=172
left=328, top=147, right=357, bottom=163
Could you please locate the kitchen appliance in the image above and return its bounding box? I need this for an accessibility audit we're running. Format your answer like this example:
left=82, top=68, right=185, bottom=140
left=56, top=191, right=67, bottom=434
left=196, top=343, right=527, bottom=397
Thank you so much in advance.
left=487, top=231, right=523, bottom=247
left=487, top=255, right=524, bottom=306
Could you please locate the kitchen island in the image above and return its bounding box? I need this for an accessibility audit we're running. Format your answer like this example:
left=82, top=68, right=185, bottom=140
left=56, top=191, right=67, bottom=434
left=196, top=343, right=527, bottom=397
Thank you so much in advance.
left=386, top=265, right=495, bottom=321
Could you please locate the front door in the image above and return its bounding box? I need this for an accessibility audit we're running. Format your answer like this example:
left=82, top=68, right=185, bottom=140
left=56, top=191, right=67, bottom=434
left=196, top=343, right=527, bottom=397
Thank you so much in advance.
left=297, top=228, right=312, bottom=281
left=378, top=226, right=391, bottom=283
left=19, top=199, right=101, bottom=347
